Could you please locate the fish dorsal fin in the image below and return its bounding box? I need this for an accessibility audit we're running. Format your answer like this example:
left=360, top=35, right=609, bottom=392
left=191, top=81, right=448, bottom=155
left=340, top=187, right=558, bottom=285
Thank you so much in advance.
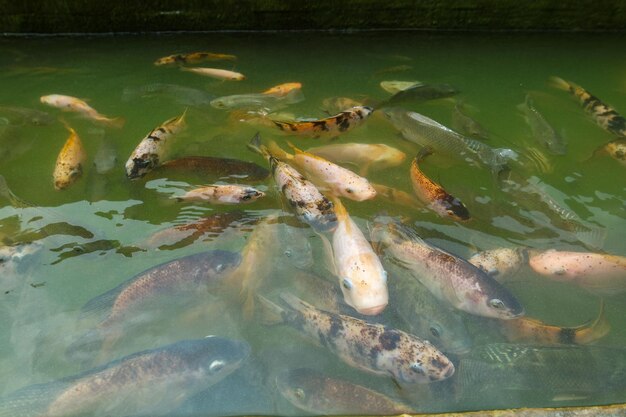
left=267, top=140, right=293, bottom=160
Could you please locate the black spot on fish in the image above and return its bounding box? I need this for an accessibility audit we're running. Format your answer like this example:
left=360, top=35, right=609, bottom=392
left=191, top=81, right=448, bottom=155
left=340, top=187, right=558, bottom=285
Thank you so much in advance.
left=607, top=116, right=626, bottom=134
left=328, top=315, right=344, bottom=338
left=429, top=357, right=449, bottom=371
left=318, top=330, right=328, bottom=348
left=296, top=200, right=307, bottom=208
left=369, top=346, right=382, bottom=360
left=558, top=327, right=577, bottom=344
left=313, top=121, right=329, bottom=132
left=379, top=330, right=401, bottom=350
left=147, top=134, right=161, bottom=142
left=338, top=116, right=351, bottom=132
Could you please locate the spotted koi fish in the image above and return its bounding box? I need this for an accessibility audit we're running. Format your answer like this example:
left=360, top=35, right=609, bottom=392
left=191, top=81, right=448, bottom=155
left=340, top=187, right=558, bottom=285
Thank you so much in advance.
left=125, top=110, right=187, bottom=179
left=601, top=138, right=626, bottom=166
left=551, top=76, right=626, bottom=137
left=154, top=51, right=236, bottom=65
left=469, top=247, right=529, bottom=280
left=258, top=292, right=454, bottom=384
left=410, top=147, right=470, bottom=221
left=53, top=126, right=86, bottom=190
left=499, top=301, right=610, bottom=346
left=247, top=133, right=336, bottom=232
left=40, top=94, right=124, bottom=128
left=272, top=106, right=373, bottom=138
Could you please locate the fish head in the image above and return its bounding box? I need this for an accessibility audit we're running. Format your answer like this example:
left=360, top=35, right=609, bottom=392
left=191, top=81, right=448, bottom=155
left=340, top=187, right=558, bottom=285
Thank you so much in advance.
left=351, top=106, right=374, bottom=121
left=178, top=336, right=251, bottom=380
left=420, top=312, right=472, bottom=356
left=477, top=280, right=525, bottom=319
left=432, top=195, right=470, bottom=221
left=239, top=187, right=265, bottom=203
left=391, top=337, right=455, bottom=384
left=53, top=164, right=83, bottom=190
left=339, top=259, right=389, bottom=316
left=210, top=97, right=230, bottom=109
left=275, top=368, right=318, bottom=410
left=125, top=155, right=158, bottom=179
left=154, top=56, right=175, bottom=66
left=343, top=181, right=377, bottom=202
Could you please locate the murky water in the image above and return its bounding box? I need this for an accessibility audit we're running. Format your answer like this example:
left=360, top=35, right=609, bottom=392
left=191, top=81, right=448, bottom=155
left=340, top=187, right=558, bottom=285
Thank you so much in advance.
left=0, top=32, right=625, bottom=416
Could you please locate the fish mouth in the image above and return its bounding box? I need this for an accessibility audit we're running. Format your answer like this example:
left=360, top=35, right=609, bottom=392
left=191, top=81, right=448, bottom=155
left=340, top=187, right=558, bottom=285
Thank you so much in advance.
left=443, top=364, right=455, bottom=379
left=357, top=304, right=387, bottom=316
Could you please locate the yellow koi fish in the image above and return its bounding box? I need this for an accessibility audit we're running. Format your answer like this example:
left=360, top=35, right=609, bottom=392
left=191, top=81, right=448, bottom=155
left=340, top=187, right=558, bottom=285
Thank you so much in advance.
left=40, top=94, right=124, bottom=128
left=262, top=82, right=302, bottom=96
left=267, top=141, right=376, bottom=202
left=329, top=197, right=388, bottom=316
left=272, top=106, right=373, bottom=138
left=125, top=110, right=187, bottom=179
left=180, top=67, right=245, bottom=80
left=53, top=126, right=86, bottom=190
left=154, top=52, right=236, bottom=65
left=499, top=302, right=610, bottom=345
left=551, top=76, right=626, bottom=137
left=306, top=142, right=406, bottom=176
left=410, top=147, right=470, bottom=221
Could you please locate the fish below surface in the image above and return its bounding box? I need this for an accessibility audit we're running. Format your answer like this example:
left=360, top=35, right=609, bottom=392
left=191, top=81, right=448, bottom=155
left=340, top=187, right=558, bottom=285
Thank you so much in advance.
left=410, top=403, right=626, bottom=417
left=0, top=337, right=250, bottom=417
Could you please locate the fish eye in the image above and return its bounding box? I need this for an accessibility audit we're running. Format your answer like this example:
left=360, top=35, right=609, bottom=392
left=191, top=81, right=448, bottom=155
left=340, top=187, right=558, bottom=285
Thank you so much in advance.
left=345, top=188, right=354, bottom=194
left=430, top=326, right=441, bottom=338
left=489, top=298, right=505, bottom=310
left=342, top=278, right=353, bottom=290
left=382, top=270, right=388, bottom=282
left=209, top=360, right=225, bottom=373
left=294, top=388, right=305, bottom=399
left=410, top=363, right=424, bottom=374
left=215, top=263, right=225, bottom=273
left=241, top=194, right=252, bottom=201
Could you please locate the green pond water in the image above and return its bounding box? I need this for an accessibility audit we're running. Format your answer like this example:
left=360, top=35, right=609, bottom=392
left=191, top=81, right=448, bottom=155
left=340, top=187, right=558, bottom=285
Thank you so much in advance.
left=0, top=32, right=625, bottom=416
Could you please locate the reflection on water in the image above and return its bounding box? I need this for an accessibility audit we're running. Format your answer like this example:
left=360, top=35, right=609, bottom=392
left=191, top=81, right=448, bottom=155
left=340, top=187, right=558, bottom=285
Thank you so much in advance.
left=0, top=32, right=625, bottom=416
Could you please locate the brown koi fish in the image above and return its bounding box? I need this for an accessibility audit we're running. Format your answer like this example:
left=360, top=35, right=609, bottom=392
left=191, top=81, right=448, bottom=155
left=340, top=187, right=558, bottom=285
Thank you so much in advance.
left=272, top=106, right=373, bottom=138
left=499, top=301, right=610, bottom=345
left=410, top=147, right=470, bottom=221
left=154, top=52, right=236, bottom=65
left=53, top=126, right=86, bottom=190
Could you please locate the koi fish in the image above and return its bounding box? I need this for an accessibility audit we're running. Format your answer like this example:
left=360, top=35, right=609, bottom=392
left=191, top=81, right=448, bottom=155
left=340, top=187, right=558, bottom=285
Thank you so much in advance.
left=272, top=106, right=373, bottom=138
left=258, top=292, right=454, bottom=384
left=499, top=301, right=610, bottom=345
left=154, top=51, right=236, bottom=65
left=175, top=185, right=265, bottom=204
left=125, top=110, right=187, bottom=179
left=267, top=141, right=376, bottom=201
left=154, top=156, right=269, bottom=182
left=551, top=76, right=626, bottom=137
left=247, top=133, right=336, bottom=232
left=371, top=183, right=422, bottom=209
left=1, top=337, right=249, bottom=417
left=468, top=247, right=529, bottom=279
left=210, top=88, right=303, bottom=111
left=409, top=147, right=470, bottom=221
left=518, top=94, right=567, bottom=155
left=600, top=138, right=626, bottom=166
left=380, top=80, right=423, bottom=94
left=40, top=94, right=124, bottom=128
left=329, top=197, right=388, bottom=315
left=305, top=142, right=406, bottom=176
left=261, top=82, right=302, bottom=96
left=370, top=216, right=524, bottom=319
left=53, top=126, right=86, bottom=190
left=276, top=368, right=411, bottom=415
left=180, top=66, right=245, bottom=80
left=527, top=249, right=626, bottom=294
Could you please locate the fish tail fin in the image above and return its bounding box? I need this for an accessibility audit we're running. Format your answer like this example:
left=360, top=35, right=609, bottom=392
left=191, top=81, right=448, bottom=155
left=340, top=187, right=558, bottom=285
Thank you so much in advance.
left=0, top=379, right=75, bottom=417
left=0, top=175, right=31, bottom=208
left=101, top=116, right=125, bottom=129
left=180, top=66, right=191, bottom=73
left=549, top=76, right=572, bottom=91
left=247, top=132, right=270, bottom=159
left=279, top=291, right=315, bottom=313
left=415, top=146, right=434, bottom=162
left=266, top=140, right=292, bottom=160
left=572, top=224, right=607, bottom=251
left=256, top=294, right=286, bottom=326
left=285, top=140, right=303, bottom=154
left=328, top=195, right=347, bottom=221
left=576, top=300, right=611, bottom=344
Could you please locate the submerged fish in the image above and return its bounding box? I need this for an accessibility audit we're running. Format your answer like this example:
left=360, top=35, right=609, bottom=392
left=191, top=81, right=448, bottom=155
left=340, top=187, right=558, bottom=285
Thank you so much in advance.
left=320, top=97, right=364, bottom=115
left=276, top=367, right=410, bottom=415
left=455, top=343, right=626, bottom=404
left=305, top=142, right=406, bottom=176
left=379, top=83, right=459, bottom=107
left=1, top=337, right=250, bottom=417
left=267, top=141, right=376, bottom=202
left=154, top=51, right=237, bottom=65
left=370, top=216, right=524, bottom=319
left=259, top=292, right=454, bottom=384
left=409, top=147, right=470, bottom=221
left=272, top=106, right=373, bottom=138
left=53, top=126, right=86, bottom=190
left=125, top=110, right=187, bottom=179
left=329, top=197, right=388, bottom=316
left=40, top=94, right=124, bottom=128
left=143, top=211, right=253, bottom=250
left=180, top=67, right=245, bottom=80
left=121, top=83, right=216, bottom=106
left=210, top=88, right=304, bottom=111
left=385, top=108, right=517, bottom=172
left=410, top=403, right=626, bottom=417
left=175, top=185, right=265, bottom=205
left=0, top=106, right=54, bottom=126
left=388, top=263, right=471, bottom=355
left=601, top=138, right=626, bottom=166
left=93, top=137, right=117, bottom=174
left=451, top=101, right=489, bottom=140
left=380, top=80, right=423, bottom=94
left=499, top=301, right=610, bottom=346
left=154, top=156, right=269, bottom=182
left=518, top=95, right=567, bottom=155
left=67, top=251, right=242, bottom=361
left=468, top=247, right=530, bottom=279
left=371, top=182, right=422, bottom=209
left=248, top=133, right=336, bottom=232
left=551, top=76, right=626, bottom=137
left=527, top=249, right=626, bottom=294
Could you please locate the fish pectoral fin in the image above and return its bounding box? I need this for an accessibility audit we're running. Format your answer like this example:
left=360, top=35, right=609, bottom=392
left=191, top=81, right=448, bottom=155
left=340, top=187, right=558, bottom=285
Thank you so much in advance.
left=256, top=294, right=285, bottom=326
